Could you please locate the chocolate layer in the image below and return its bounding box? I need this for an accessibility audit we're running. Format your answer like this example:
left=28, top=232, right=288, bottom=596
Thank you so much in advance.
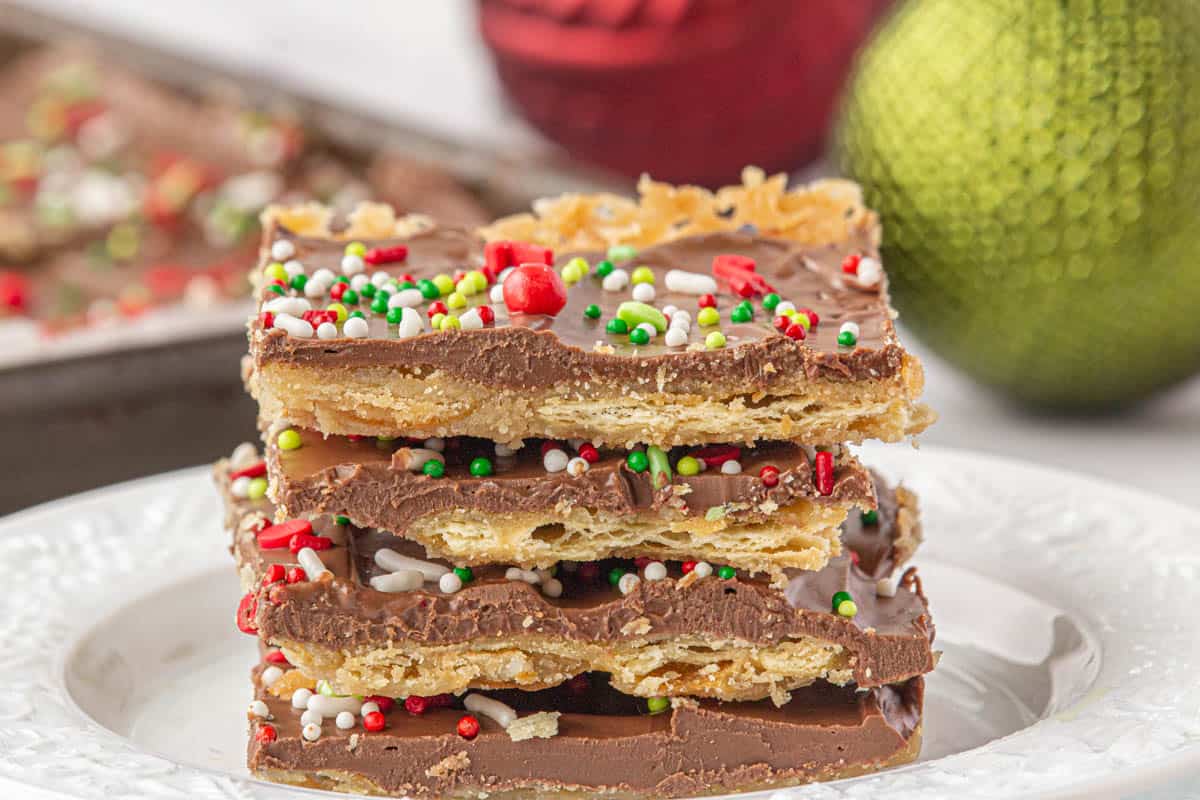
left=269, top=431, right=873, bottom=533
left=251, top=225, right=907, bottom=394
left=219, top=459, right=934, bottom=689
left=248, top=661, right=923, bottom=798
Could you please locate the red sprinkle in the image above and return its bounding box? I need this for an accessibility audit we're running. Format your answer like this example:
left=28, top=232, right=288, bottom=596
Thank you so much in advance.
left=712, top=253, right=757, bottom=275
left=681, top=560, right=697, bottom=574
left=257, top=519, right=313, bottom=550
left=850, top=550, right=861, bottom=566
left=289, top=534, right=333, bottom=554
left=773, top=314, right=791, bottom=332
left=235, top=592, right=258, bottom=635
left=302, top=309, right=337, bottom=327
left=365, top=245, right=408, bottom=265
left=798, top=307, right=820, bottom=327
left=404, top=696, right=431, bottom=715
left=476, top=304, right=495, bottom=324
left=814, top=451, right=835, bottom=496
left=230, top=461, right=267, bottom=480
left=286, top=567, right=307, bottom=584
left=330, top=282, right=348, bottom=301
left=578, top=443, right=600, bottom=463
left=264, top=649, right=290, bottom=665
left=255, top=724, right=277, bottom=744
left=365, top=696, right=396, bottom=713
left=540, top=441, right=563, bottom=456
left=0, top=271, right=32, bottom=311
left=634, top=556, right=652, bottom=569
left=363, top=711, right=387, bottom=732
left=759, top=465, right=780, bottom=487
left=262, top=564, right=286, bottom=585
left=427, top=300, right=448, bottom=318
left=457, top=715, right=481, bottom=740
left=453, top=269, right=468, bottom=284
left=690, top=444, right=741, bottom=468
left=259, top=311, right=274, bottom=329
left=842, top=254, right=862, bottom=275
left=785, top=323, right=807, bottom=341
left=698, top=294, right=716, bottom=308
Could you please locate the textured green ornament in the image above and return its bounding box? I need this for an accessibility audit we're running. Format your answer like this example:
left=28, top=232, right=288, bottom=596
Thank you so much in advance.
left=836, top=0, right=1200, bottom=408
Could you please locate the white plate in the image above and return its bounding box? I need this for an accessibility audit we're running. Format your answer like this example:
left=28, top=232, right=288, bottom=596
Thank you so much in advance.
left=1, top=444, right=1198, bottom=800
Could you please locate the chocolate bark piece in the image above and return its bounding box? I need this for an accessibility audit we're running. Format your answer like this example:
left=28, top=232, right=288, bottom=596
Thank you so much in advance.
left=266, top=431, right=873, bottom=578
left=217, top=455, right=934, bottom=702
left=247, top=660, right=924, bottom=799
left=247, top=186, right=933, bottom=448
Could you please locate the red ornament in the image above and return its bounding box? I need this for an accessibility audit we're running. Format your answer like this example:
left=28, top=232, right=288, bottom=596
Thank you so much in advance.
left=814, top=451, right=834, bottom=496
left=230, top=461, right=267, bottom=480
left=365, top=245, right=408, bottom=265
left=0, top=271, right=31, bottom=312
left=785, top=323, right=807, bottom=341
left=264, top=649, right=290, bottom=665
left=681, top=560, right=697, bottom=574
left=798, top=307, right=820, bottom=327
left=502, top=263, right=567, bottom=316
left=259, top=311, right=275, bottom=329
left=773, top=314, right=791, bottom=332
left=404, top=695, right=431, bottom=715
left=578, top=443, right=599, bottom=463
left=302, top=309, right=337, bottom=327
left=235, top=592, right=258, bottom=635
left=289, top=534, right=333, bottom=554
left=477, top=305, right=495, bottom=324
left=257, top=519, right=313, bottom=550
left=262, top=564, right=287, bottom=585
left=255, top=724, right=277, bottom=744
left=286, top=566, right=307, bottom=584
left=427, top=300, right=448, bottom=318
left=363, top=711, right=387, bottom=732
left=759, top=465, right=780, bottom=487
left=698, top=294, right=716, bottom=309
left=841, top=254, right=862, bottom=275
left=330, top=282, right=348, bottom=301
left=457, top=715, right=481, bottom=740
left=365, top=695, right=396, bottom=713
left=453, top=269, right=468, bottom=284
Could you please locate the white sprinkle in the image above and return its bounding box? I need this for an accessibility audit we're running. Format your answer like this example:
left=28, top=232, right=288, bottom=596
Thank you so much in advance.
left=490, top=284, right=505, bottom=304
left=856, top=257, right=882, bottom=286
left=541, top=578, right=563, bottom=598
left=632, top=283, right=656, bottom=302
left=302, top=722, right=321, bottom=742
left=343, top=316, right=369, bottom=338
left=336, top=711, right=357, bottom=730
left=876, top=577, right=898, bottom=598
left=665, top=269, right=718, bottom=295
left=300, top=708, right=323, bottom=727
left=566, top=456, right=590, bottom=476
left=692, top=562, right=713, bottom=578
left=464, top=694, right=517, bottom=729
left=264, top=296, right=311, bottom=315
left=388, top=288, right=425, bottom=309
left=664, top=327, right=688, bottom=347
left=350, top=274, right=370, bottom=291
left=671, top=310, right=692, bottom=325
left=423, top=437, right=445, bottom=452
left=602, top=269, right=629, bottom=292
left=662, top=304, right=678, bottom=319
left=272, top=313, right=313, bottom=339
left=395, top=306, right=424, bottom=338
left=316, top=321, right=338, bottom=339
left=618, top=573, right=641, bottom=595
left=520, top=569, right=541, bottom=585
left=635, top=322, right=657, bottom=339
left=341, top=254, right=365, bottom=275
left=292, top=688, right=313, bottom=709
left=375, top=548, right=449, bottom=580
left=459, top=308, right=484, bottom=330
left=249, top=700, right=271, bottom=718
left=304, top=279, right=329, bottom=298
left=230, top=476, right=251, bottom=498
left=261, top=666, right=284, bottom=687
left=297, top=547, right=330, bottom=581
left=360, top=701, right=380, bottom=716
left=271, top=240, right=295, bottom=260
left=371, top=271, right=392, bottom=288
left=283, top=259, right=305, bottom=277
left=543, top=448, right=568, bottom=473
left=505, top=567, right=524, bottom=582
left=311, top=268, right=335, bottom=285
left=439, top=572, right=464, bottom=594
left=721, top=460, right=743, bottom=475
left=643, top=562, right=668, bottom=581
left=369, top=569, right=425, bottom=593
left=840, top=322, right=860, bottom=339
left=308, top=694, right=363, bottom=716
left=230, top=442, right=258, bottom=468
left=775, top=301, right=796, bottom=316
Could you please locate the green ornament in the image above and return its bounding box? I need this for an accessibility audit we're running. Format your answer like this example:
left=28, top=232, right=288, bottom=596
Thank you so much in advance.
left=860, top=509, right=879, bottom=525
left=594, top=260, right=615, bottom=278
left=606, top=318, right=629, bottom=335
left=417, top=279, right=439, bottom=299
left=469, top=457, right=493, bottom=477
left=837, top=0, right=1200, bottom=408
left=717, top=566, right=737, bottom=580
left=646, top=697, right=670, bottom=714
left=341, top=289, right=358, bottom=305
left=422, top=459, right=445, bottom=478
left=625, top=450, right=649, bottom=472
left=607, top=567, right=627, bottom=586
left=584, top=303, right=601, bottom=319
left=386, top=307, right=404, bottom=324
left=629, top=327, right=650, bottom=345
left=453, top=566, right=474, bottom=583
left=289, top=274, right=307, bottom=291
left=360, top=283, right=376, bottom=298
left=334, top=515, right=350, bottom=526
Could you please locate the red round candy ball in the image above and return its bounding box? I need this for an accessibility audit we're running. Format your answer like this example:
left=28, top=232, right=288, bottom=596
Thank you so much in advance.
left=457, top=714, right=481, bottom=740
left=363, top=711, right=387, bottom=732
left=255, top=724, right=277, bottom=744
left=502, top=264, right=567, bottom=316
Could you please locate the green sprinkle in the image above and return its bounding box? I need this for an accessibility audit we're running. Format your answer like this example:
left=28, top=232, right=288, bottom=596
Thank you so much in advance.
left=386, top=307, right=404, bottom=324
left=730, top=304, right=752, bottom=323
left=456, top=278, right=477, bottom=296
left=417, top=279, right=440, bottom=299
left=676, top=456, right=701, bottom=476
left=341, top=289, right=359, bottom=305
left=398, top=280, right=416, bottom=290
left=344, top=241, right=366, bottom=257
left=561, top=257, right=589, bottom=284
left=629, top=327, right=650, bottom=346
left=646, top=697, right=670, bottom=715
left=607, top=244, right=637, bottom=262
left=606, top=318, right=629, bottom=335
left=697, top=306, right=720, bottom=326
left=837, top=330, right=857, bottom=347
left=584, top=303, right=601, bottom=319
left=705, top=331, right=727, bottom=349
left=446, top=291, right=467, bottom=309
left=838, top=599, right=858, bottom=617
left=246, top=477, right=268, bottom=500
left=432, top=274, right=455, bottom=295
left=334, top=515, right=350, bottom=526
left=594, top=260, right=615, bottom=278
left=370, top=296, right=389, bottom=314
left=467, top=270, right=489, bottom=292
left=861, top=509, right=879, bottom=525
left=289, top=273, right=307, bottom=291
left=454, top=566, right=474, bottom=583
left=277, top=429, right=302, bottom=451
left=630, top=265, right=655, bottom=285
left=646, top=445, right=672, bottom=489
left=440, top=315, right=461, bottom=331
left=718, top=566, right=737, bottom=580
left=617, top=301, right=667, bottom=333
left=423, top=459, right=445, bottom=478
left=349, top=310, right=365, bottom=319
left=469, top=457, right=493, bottom=477
left=626, top=450, right=649, bottom=473
left=762, top=293, right=781, bottom=311
left=335, top=275, right=351, bottom=284
left=264, top=263, right=288, bottom=283
left=832, top=590, right=855, bottom=615
left=360, top=283, right=376, bottom=298
left=327, top=303, right=348, bottom=322
left=431, top=313, right=446, bottom=329
left=267, top=284, right=286, bottom=295
left=608, top=567, right=627, bottom=586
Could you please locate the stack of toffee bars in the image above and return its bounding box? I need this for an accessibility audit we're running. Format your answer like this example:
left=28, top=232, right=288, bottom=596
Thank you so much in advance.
left=218, top=170, right=937, bottom=797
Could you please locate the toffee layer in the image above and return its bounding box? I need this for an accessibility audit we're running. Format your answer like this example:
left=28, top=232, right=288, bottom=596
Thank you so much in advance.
left=248, top=662, right=924, bottom=799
